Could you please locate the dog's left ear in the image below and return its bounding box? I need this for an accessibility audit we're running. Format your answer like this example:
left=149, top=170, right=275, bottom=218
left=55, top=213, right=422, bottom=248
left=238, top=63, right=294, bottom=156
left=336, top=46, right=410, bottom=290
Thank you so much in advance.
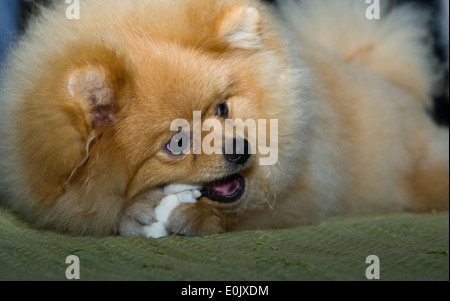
left=215, top=5, right=262, bottom=50
left=68, top=66, right=118, bottom=128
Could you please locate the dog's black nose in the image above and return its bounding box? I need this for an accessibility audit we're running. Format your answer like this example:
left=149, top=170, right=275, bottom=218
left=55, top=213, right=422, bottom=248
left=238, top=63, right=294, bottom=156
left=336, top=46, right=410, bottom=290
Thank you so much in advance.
left=224, top=138, right=251, bottom=166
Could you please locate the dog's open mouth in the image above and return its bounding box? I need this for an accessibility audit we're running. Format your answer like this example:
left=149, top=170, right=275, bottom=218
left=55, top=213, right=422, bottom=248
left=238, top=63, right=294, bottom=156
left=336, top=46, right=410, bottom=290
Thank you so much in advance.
left=201, top=174, right=245, bottom=203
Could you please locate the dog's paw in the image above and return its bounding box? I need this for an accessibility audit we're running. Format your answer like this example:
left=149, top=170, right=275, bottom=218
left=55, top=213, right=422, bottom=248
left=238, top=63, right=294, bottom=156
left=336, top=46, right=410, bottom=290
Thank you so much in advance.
left=167, top=202, right=225, bottom=237
left=119, top=185, right=202, bottom=238
left=164, top=184, right=201, bottom=204
left=164, top=184, right=201, bottom=196
left=119, top=199, right=159, bottom=237
left=142, top=188, right=201, bottom=238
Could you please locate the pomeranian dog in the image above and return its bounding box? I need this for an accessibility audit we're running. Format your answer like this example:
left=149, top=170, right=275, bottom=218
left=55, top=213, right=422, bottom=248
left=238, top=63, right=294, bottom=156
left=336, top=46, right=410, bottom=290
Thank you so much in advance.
left=0, top=0, right=448, bottom=237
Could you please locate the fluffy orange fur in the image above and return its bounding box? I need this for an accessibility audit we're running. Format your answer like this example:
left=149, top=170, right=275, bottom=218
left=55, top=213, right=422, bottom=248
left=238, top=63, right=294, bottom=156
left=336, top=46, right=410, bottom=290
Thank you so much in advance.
left=0, top=0, right=448, bottom=236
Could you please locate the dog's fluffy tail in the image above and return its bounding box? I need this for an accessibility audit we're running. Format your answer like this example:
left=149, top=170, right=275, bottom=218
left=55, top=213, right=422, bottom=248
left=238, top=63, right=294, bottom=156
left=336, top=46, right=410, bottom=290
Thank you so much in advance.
left=280, top=0, right=437, bottom=108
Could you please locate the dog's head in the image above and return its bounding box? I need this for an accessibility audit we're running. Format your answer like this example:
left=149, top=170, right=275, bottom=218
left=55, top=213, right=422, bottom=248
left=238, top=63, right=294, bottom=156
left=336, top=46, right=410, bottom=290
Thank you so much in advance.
left=18, top=0, right=310, bottom=222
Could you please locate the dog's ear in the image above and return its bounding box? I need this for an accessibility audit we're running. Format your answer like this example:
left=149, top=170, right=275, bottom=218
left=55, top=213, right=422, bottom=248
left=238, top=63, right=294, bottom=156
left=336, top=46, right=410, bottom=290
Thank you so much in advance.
left=215, top=5, right=262, bottom=50
left=67, top=66, right=118, bottom=128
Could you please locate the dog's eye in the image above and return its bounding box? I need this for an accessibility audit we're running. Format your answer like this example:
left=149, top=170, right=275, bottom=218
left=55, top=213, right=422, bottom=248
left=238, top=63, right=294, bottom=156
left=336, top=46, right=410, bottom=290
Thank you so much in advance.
left=216, top=103, right=229, bottom=118
left=166, top=131, right=190, bottom=156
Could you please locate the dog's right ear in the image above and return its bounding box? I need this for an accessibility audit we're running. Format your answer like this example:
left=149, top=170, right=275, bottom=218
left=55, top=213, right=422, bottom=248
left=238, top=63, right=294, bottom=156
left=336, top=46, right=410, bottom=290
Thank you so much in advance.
left=215, top=5, right=262, bottom=50
left=67, top=66, right=119, bottom=128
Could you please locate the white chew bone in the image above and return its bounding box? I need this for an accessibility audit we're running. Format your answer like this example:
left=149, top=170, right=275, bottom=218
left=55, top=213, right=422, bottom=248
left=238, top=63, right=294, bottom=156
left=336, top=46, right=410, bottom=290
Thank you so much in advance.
left=142, top=184, right=201, bottom=238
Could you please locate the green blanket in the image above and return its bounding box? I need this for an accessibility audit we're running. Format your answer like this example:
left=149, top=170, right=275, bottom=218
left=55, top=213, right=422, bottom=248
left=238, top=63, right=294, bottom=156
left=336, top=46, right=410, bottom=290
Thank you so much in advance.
left=0, top=208, right=448, bottom=281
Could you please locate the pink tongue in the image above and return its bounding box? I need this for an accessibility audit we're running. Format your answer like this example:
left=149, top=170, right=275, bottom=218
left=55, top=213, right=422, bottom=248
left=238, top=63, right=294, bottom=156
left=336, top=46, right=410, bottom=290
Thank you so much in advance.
left=205, top=177, right=240, bottom=197
left=202, top=174, right=245, bottom=203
